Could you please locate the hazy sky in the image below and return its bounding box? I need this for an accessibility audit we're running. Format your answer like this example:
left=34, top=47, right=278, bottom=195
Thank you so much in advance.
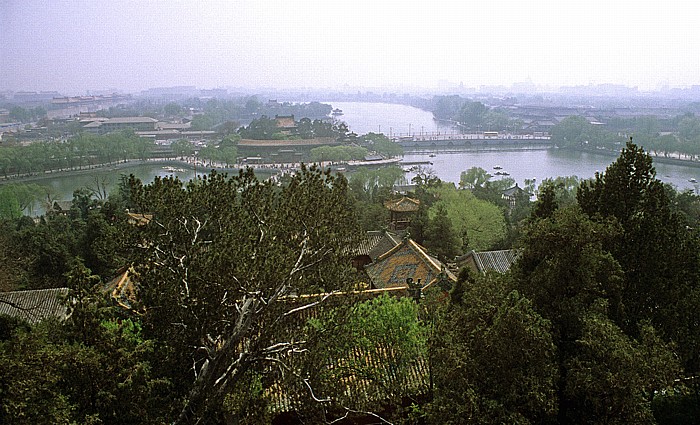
left=2, top=0, right=699, bottom=94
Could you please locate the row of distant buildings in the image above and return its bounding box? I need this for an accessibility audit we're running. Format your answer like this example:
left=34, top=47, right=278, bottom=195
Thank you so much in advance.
left=79, top=114, right=217, bottom=142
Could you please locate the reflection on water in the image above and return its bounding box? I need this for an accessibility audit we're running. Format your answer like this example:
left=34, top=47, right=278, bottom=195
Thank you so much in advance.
left=324, top=101, right=454, bottom=137
left=26, top=163, right=195, bottom=215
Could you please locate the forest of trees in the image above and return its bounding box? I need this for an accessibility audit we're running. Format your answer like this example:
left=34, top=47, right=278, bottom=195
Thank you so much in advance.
left=237, top=116, right=349, bottom=140
left=1, top=142, right=699, bottom=424
left=430, top=96, right=522, bottom=132
left=0, top=130, right=154, bottom=178
left=551, top=113, right=700, bottom=159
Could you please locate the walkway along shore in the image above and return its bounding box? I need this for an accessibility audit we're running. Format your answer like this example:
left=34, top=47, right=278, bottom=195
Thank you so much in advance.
left=4, top=146, right=700, bottom=187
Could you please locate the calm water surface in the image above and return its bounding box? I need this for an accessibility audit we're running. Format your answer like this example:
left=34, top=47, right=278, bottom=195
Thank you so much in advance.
left=24, top=102, right=700, bottom=214
left=402, top=150, right=700, bottom=193
left=325, top=101, right=453, bottom=137
left=328, top=101, right=700, bottom=192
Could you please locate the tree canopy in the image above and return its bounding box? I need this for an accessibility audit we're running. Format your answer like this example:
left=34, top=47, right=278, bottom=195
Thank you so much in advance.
left=125, top=166, right=362, bottom=423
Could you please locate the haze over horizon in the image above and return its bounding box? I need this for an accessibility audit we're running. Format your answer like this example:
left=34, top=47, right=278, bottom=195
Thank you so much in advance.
left=2, top=0, right=699, bottom=95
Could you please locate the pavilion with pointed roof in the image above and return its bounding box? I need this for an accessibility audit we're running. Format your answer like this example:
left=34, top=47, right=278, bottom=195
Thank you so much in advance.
left=383, top=196, right=420, bottom=230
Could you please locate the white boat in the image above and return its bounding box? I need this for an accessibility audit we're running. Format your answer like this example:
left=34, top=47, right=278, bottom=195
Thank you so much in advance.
left=493, top=165, right=503, bottom=170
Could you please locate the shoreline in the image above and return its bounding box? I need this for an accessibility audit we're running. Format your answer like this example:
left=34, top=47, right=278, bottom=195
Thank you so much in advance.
left=408, top=145, right=700, bottom=170
left=4, top=146, right=700, bottom=186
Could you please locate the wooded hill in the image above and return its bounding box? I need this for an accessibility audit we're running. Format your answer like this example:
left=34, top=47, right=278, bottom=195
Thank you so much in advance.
left=0, top=142, right=699, bottom=424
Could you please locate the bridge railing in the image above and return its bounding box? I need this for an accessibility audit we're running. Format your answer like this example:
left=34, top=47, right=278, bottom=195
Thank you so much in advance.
left=391, top=132, right=551, bottom=142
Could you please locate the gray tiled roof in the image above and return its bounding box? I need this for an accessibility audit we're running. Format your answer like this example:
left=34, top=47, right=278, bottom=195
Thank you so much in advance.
left=0, top=288, right=70, bottom=324
left=354, top=230, right=400, bottom=260
left=104, top=117, right=158, bottom=124
left=465, top=249, right=520, bottom=274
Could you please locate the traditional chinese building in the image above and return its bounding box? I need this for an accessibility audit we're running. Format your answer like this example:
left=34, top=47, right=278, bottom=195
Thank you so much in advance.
left=383, top=196, right=420, bottom=230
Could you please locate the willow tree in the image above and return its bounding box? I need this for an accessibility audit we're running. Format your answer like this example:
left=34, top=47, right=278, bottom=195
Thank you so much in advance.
left=125, top=167, right=362, bottom=424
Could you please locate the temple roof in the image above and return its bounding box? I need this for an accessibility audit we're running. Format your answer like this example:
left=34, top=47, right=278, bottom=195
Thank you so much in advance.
left=383, top=196, right=420, bottom=212
left=365, top=238, right=456, bottom=290
left=353, top=230, right=401, bottom=260
left=458, top=249, right=521, bottom=274
left=0, top=288, right=70, bottom=324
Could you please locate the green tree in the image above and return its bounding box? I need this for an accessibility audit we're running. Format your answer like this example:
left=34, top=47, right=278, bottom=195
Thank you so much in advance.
left=551, top=115, right=599, bottom=148
left=459, top=166, right=492, bottom=189
left=0, top=321, right=74, bottom=424
left=530, top=181, right=558, bottom=221
left=219, top=133, right=241, bottom=149
left=565, top=310, right=680, bottom=423
left=428, top=271, right=558, bottom=424
left=512, top=204, right=682, bottom=423
left=299, top=295, right=428, bottom=422
left=514, top=206, right=624, bottom=345
left=457, top=101, right=488, bottom=130
left=0, top=186, right=23, bottom=220
left=171, top=139, right=194, bottom=158
left=577, top=139, right=700, bottom=372
left=429, top=185, right=507, bottom=251
left=360, top=132, right=403, bottom=157
left=9, top=106, right=31, bottom=123
left=237, top=115, right=278, bottom=139
left=190, top=114, right=214, bottom=131
left=424, top=203, right=460, bottom=261
left=538, top=176, right=580, bottom=207
left=0, top=261, right=168, bottom=424
left=163, top=102, right=182, bottom=116
left=124, top=167, right=362, bottom=423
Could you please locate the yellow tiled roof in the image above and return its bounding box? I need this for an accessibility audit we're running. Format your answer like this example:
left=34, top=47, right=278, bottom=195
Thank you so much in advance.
left=365, top=239, right=456, bottom=289
left=383, top=196, right=420, bottom=212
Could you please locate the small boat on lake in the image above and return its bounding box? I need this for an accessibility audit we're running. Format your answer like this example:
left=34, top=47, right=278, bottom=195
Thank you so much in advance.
left=331, top=108, right=343, bottom=116
left=689, top=178, right=697, bottom=183
left=493, top=165, right=503, bottom=170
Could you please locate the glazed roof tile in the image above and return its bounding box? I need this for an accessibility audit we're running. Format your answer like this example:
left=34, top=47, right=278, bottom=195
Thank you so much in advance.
left=383, top=196, right=420, bottom=212
left=365, top=239, right=456, bottom=289
left=353, top=230, right=401, bottom=260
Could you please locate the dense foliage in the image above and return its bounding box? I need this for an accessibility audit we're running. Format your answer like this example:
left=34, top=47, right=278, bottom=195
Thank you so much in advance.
left=238, top=116, right=348, bottom=140
left=1, top=141, right=699, bottom=423
left=0, top=130, right=153, bottom=178
left=431, top=95, right=521, bottom=132
left=552, top=113, right=700, bottom=158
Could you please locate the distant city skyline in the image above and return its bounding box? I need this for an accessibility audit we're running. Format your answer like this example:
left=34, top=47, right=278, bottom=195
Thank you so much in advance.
left=2, top=1, right=699, bottom=95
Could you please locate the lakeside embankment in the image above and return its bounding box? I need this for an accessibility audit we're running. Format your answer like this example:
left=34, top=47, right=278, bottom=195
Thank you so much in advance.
left=0, top=158, right=275, bottom=186
left=4, top=146, right=700, bottom=189
left=565, top=146, right=700, bottom=169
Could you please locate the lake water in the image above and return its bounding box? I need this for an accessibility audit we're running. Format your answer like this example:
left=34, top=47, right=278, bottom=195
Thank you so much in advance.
left=326, top=101, right=700, bottom=192
left=400, top=150, right=700, bottom=193
left=325, top=101, right=454, bottom=137
left=20, top=101, right=700, bottom=214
